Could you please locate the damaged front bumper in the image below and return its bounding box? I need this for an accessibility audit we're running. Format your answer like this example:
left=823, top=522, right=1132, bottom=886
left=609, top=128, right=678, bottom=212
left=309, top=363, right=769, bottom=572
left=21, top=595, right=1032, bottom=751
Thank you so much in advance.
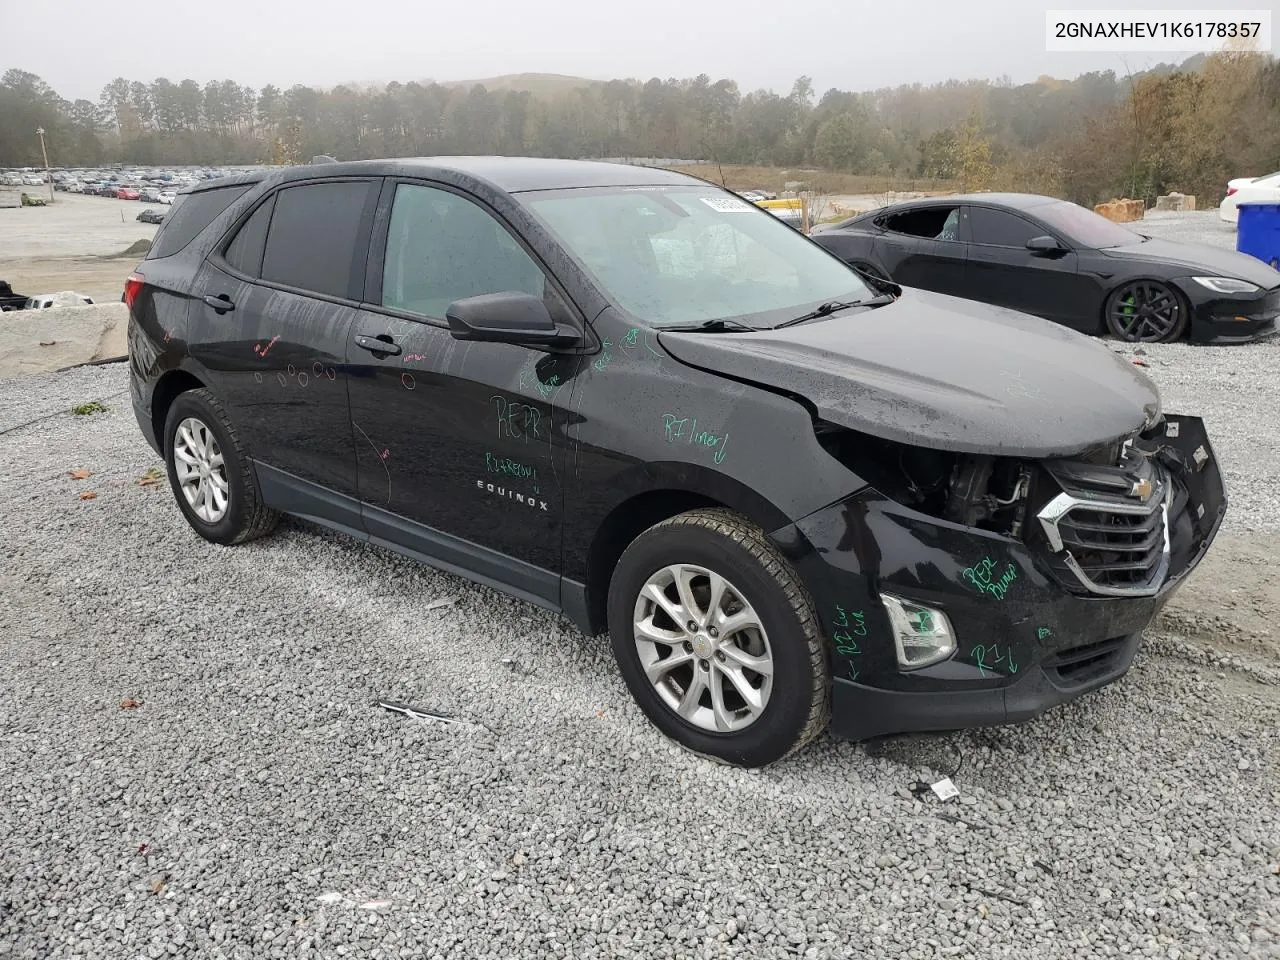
left=771, top=414, right=1226, bottom=741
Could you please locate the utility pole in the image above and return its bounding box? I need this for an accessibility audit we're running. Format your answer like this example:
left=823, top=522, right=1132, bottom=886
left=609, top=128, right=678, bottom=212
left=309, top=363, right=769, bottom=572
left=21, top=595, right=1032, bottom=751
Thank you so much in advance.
left=36, top=127, right=54, bottom=203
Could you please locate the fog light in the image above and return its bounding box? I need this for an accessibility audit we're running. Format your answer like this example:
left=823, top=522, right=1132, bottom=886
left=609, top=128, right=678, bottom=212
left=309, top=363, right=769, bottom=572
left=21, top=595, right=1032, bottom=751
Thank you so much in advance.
left=881, top=593, right=956, bottom=670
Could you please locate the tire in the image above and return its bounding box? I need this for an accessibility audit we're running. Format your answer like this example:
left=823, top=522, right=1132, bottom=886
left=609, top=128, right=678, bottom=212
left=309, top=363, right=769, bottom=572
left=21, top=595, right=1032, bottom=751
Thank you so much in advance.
left=1103, top=280, right=1189, bottom=343
left=607, top=508, right=830, bottom=767
left=163, top=388, right=279, bottom=546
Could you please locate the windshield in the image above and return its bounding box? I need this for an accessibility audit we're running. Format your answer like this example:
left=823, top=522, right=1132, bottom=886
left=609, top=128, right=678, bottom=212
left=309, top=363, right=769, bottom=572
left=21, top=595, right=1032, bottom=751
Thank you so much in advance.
left=1035, top=200, right=1143, bottom=249
left=520, top=185, right=872, bottom=327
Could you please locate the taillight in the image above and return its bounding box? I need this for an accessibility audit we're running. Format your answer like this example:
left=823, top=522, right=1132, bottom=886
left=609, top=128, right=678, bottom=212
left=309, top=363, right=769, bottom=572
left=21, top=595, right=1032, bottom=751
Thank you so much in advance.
left=123, top=272, right=144, bottom=309
left=1226, top=187, right=1237, bottom=197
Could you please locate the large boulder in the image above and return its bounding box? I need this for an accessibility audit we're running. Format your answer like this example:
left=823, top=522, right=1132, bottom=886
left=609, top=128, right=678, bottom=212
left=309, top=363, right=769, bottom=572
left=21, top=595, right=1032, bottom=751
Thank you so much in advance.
left=0, top=302, right=129, bottom=379
left=1094, top=198, right=1145, bottom=222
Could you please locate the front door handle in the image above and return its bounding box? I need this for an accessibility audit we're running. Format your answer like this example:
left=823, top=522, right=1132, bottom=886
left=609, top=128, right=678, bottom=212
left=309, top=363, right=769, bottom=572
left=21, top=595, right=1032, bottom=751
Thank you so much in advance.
left=203, top=294, right=235, bottom=313
left=354, top=334, right=402, bottom=356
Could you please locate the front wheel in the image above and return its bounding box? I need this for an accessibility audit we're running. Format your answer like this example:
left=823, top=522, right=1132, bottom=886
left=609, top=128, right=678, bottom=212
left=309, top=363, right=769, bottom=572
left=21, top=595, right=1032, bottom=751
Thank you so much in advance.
left=1104, top=280, right=1188, bottom=343
left=607, top=509, right=830, bottom=767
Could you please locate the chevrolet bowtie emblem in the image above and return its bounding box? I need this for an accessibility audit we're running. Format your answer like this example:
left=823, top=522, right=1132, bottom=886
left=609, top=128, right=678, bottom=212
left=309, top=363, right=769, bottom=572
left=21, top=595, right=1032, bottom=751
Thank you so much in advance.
left=1130, top=478, right=1153, bottom=500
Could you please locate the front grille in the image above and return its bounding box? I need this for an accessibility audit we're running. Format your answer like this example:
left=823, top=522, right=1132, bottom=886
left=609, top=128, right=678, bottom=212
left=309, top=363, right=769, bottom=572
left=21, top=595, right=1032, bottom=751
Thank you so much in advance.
left=1046, top=636, right=1128, bottom=689
left=1057, top=503, right=1167, bottom=588
left=1037, top=473, right=1170, bottom=598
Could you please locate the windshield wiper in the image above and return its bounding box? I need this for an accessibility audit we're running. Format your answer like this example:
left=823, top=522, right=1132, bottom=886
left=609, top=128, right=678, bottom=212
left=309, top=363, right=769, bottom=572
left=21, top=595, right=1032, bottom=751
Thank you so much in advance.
left=661, top=318, right=755, bottom=333
left=776, top=295, right=893, bottom=328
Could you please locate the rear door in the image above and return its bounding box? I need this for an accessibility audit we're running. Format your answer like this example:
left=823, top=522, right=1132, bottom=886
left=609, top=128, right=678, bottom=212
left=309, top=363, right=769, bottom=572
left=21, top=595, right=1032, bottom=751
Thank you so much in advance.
left=876, top=204, right=969, bottom=294
left=963, top=205, right=1082, bottom=322
left=188, top=178, right=381, bottom=522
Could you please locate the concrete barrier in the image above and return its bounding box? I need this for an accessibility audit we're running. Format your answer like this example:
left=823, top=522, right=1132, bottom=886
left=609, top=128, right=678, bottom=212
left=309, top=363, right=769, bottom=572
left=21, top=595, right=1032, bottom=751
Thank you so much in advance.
left=1154, top=192, right=1197, bottom=212
left=0, top=302, right=129, bottom=380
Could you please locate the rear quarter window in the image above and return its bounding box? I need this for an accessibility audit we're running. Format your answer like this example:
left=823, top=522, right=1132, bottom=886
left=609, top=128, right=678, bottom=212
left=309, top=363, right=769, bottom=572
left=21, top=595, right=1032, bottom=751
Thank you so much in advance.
left=882, top=207, right=960, bottom=240
left=222, top=196, right=276, bottom=278
left=147, top=184, right=253, bottom=260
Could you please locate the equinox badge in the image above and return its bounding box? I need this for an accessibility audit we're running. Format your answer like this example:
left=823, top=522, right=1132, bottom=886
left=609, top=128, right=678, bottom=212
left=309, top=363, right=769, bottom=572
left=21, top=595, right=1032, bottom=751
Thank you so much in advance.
left=476, top=480, right=548, bottom=511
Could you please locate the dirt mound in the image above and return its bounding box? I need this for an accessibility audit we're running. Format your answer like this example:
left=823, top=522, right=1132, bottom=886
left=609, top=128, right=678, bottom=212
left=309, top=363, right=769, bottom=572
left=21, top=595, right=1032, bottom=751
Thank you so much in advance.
left=118, top=239, right=152, bottom=257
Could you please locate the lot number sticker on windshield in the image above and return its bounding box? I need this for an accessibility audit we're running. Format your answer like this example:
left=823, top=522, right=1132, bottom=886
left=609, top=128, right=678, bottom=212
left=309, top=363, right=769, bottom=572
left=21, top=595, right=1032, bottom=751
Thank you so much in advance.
left=700, top=197, right=753, bottom=213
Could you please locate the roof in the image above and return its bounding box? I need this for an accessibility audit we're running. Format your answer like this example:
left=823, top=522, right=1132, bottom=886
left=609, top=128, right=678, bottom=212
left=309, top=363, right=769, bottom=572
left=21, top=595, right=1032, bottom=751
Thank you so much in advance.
left=386, top=157, right=700, bottom=193
left=193, top=157, right=702, bottom=195
left=908, top=192, right=1062, bottom=209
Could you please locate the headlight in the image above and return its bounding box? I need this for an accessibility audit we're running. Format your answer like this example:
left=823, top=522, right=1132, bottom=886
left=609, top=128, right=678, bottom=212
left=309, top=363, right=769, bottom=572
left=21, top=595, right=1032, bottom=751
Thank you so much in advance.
left=881, top=593, right=956, bottom=669
left=1191, top=277, right=1261, bottom=294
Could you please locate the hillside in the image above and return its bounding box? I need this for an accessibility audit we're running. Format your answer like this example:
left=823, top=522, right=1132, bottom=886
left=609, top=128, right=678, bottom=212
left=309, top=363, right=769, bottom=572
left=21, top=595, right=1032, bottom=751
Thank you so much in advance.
left=437, top=73, right=600, bottom=95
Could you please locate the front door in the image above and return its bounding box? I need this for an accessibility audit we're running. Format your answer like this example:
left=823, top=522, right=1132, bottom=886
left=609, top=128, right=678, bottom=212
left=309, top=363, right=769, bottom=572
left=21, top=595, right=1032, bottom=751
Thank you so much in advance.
left=962, top=205, right=1082, bottom=322
left=345, top=180, right=581, bottom=607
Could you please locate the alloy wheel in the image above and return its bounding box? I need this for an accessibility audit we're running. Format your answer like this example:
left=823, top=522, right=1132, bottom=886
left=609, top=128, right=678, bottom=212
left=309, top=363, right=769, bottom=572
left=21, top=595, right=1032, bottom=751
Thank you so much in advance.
left=1110, top=281, right=1181, bottom=342
left=632, top=563, right=774, bottom=733
left=173, top=416, right=229, bottom=523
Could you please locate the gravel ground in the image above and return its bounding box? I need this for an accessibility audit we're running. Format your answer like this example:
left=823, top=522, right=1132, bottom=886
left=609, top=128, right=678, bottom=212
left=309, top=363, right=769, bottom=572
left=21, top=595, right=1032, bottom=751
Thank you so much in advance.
left=2, top=228, right=1279, bottom=959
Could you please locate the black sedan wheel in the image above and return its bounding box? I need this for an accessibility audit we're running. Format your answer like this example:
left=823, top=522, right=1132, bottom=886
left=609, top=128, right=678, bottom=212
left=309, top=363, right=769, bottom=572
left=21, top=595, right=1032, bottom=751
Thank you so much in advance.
left=1104, top=281, right=1188, bottom=343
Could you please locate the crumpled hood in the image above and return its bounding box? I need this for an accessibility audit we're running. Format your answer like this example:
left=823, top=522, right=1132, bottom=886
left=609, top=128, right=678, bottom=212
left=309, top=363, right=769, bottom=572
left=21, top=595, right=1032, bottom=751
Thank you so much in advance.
left=657, top=288, right=1161, bottom=458
left=1104, top=238, right=1280, bottom=288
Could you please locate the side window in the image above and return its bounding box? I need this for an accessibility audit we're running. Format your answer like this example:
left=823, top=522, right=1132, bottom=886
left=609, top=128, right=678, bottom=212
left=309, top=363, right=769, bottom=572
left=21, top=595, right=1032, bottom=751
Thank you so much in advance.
left=882, top=206, right=961, bottom=241
left=381, top=183, right=546, bottom=320
left=261, top=181, right=376, bottom=299
left=968, top=207, right=1042, bottom=248
left=222, top=196, right=275, bottom=278
left=146, top=184, right=252, bottom=259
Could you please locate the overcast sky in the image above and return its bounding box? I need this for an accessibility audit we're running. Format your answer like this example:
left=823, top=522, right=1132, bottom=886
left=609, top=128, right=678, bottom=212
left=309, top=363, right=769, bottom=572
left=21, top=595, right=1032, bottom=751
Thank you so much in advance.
left=14, top=0, right=1196, bottom=102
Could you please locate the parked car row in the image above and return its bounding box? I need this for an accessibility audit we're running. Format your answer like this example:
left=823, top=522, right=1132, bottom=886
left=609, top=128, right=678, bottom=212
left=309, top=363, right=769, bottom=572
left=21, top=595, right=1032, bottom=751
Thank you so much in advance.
left=1, top=172, right=47, bottom=187
left=3, top=164, right=266, bottom=203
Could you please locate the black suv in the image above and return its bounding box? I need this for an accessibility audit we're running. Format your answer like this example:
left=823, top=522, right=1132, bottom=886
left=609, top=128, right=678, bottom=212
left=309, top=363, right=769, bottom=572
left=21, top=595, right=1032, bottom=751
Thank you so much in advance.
left=126, top=158, right=1226, bottom=767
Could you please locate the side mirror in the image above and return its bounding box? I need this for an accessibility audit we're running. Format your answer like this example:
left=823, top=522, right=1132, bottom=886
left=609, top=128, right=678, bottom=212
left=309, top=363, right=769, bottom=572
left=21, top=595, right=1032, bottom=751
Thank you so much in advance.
left=1026, top=235, right=1067, bottom=257
left=446, top=291, right=581, bottom=347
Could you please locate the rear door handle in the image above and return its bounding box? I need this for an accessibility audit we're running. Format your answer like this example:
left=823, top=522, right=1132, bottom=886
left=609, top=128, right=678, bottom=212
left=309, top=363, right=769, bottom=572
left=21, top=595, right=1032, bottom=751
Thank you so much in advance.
left=203, top=294, right=235, bottom=313
left=355, top=334, right=402, bottom=356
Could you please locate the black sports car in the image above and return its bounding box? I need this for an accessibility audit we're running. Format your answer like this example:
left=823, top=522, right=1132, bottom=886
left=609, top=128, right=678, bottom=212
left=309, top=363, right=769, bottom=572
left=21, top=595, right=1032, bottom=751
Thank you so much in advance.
left=812, top=193, right=1280, bottom=343
left=137, top=208, right=166, bottom=224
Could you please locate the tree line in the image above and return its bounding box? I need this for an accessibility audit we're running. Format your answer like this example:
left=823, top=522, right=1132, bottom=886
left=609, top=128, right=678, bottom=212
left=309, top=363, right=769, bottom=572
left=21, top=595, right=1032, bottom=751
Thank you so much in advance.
left=0, top=51, right=1276, bottom=206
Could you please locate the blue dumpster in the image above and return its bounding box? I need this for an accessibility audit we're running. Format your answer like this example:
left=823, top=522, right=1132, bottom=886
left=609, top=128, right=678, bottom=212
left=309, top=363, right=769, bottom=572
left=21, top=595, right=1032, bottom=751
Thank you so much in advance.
left=1236, top=201, right=1280, bottom=269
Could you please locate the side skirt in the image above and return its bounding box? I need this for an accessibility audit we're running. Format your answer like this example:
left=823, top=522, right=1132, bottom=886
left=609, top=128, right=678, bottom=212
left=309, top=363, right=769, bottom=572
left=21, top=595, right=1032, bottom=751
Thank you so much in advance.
left=252, top=460, right=593, bottom=633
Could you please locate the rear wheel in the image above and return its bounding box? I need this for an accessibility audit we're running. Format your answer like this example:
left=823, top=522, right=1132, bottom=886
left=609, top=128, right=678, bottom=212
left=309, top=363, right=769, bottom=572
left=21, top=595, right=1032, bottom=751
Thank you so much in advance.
left=163, top=388, right=278, bottom=546
left=607, top=508, right=830, bottom=767
left=1104, top=280, right=1188, bottom=343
